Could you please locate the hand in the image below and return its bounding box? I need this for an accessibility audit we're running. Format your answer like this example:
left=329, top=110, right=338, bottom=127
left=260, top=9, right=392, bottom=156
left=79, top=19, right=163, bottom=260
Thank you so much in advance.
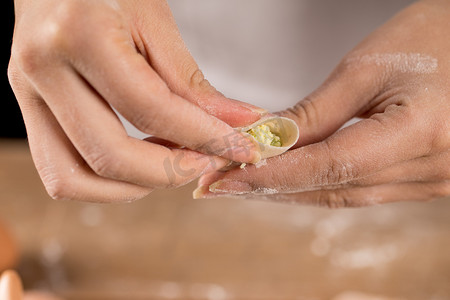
left=8, top=0, right=265, bottom=202
left=195, top=0, right=450, bottom=207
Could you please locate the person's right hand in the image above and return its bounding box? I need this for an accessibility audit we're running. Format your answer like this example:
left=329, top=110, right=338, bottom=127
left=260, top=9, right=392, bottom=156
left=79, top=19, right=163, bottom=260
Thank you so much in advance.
left=194, top=0, right=450, bottom=207
left=8, top=0, right=264, bottom=202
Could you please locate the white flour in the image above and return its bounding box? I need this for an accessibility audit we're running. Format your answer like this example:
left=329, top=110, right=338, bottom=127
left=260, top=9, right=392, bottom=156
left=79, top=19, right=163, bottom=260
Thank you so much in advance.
left=348, top=52, right=438, bottom=74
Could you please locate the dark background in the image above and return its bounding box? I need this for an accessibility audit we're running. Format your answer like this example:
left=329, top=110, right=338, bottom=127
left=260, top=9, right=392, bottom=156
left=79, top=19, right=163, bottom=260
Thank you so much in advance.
left=1, top=1, right=26, bottom=138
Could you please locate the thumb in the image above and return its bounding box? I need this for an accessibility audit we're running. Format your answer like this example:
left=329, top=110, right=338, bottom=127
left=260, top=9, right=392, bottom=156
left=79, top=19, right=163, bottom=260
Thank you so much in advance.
left=174, top=69, right=268, bottom=128
left=135, top=1, right=266, bottom=127
left=278, top=60, right=386, bottom=147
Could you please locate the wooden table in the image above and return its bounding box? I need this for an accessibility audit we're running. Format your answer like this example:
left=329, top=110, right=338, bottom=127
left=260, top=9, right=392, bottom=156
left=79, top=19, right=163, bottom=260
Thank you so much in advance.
left=1, top=139, right=449, bottom=300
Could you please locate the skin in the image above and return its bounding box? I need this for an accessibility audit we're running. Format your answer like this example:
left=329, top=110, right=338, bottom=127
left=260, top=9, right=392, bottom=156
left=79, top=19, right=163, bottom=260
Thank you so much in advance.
left=0, top=223, right=18, bottom=272
left=0, top=271, right=62, bottom=300
left=196, top=0, right=450, bottom=207
left=9, top=0, right=266, bottom=202
left=0, top=271, right=23, bottom=300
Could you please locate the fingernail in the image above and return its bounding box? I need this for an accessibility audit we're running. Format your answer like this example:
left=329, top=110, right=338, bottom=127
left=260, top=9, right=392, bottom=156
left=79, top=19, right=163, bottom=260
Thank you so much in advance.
left=224, top=129, right=262, bottom=164
left=201, top=157, right=230, bottom=175
left=226, top=98, right=269, bottom=117
left=228, top=146, right=261, bottom=164
left=193, top=180, right=254, bottom=199
left=209, top=180, right=253, bottom=194
left=248, top=106, right=269, bottom=116
left=193, top=185, right=209, bottom=199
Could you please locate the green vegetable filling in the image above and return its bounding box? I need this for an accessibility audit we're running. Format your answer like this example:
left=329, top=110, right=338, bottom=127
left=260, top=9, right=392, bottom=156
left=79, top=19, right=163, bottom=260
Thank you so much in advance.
left=247, top=124, right=282, bottom=147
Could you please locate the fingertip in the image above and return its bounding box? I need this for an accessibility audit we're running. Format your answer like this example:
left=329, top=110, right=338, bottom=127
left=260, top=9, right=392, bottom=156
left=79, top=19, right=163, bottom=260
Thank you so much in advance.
left=224, top=146, right=261, bottom=164
left=198, top=95, right=268, bottom=128
left=227, top=98, right=269, bottom=121
left=206, top=129, right=261, bottom=164
left=198, top=171, right=224, bottom=187
left=201, top=156, right=230, bottom=174
left=192, top=185, right=209, bottom=199
left=194, top=170, right=227, bottom=199
left=193, top=179, right=254, bottom=199
left=209, top=180, right=253, bottom=194
left=0, top=270, right=23, bottom=300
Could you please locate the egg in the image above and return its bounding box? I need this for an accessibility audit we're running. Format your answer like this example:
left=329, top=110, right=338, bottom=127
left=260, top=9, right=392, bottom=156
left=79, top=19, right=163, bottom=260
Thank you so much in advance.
left=0, top=221, right=19, bottom=272
left=247, top=124, right=282, bottom=147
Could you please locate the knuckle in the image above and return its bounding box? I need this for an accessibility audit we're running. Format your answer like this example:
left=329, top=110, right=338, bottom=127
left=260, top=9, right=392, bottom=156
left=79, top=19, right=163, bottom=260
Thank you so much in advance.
left=129, top=91, right=172, bottom=134
left=7, top=62, right=23, bottom=91
left=188, top=68, right=208, bottom=88
left=12, top=40, right=44, bottom=75
left=13, top=26, right=65, bottom=74
left=186, top=67, right=216, bottom=96
left=45, top=179, right=72, bottom=201
left=320, top=142, right=357, bottom=185
left=53, top=0, right=94, bottom=34
left=130, top=111, right=158, bottom=134
left=51, top=0, right=110, bottom=48
left=12, top=1, right=96, bottom=74
left=44, top=3, right=92, bottom=50
left=39, top=168, right=76, bottom=201
left=85, top=147, right=124, bottom=179
left=316, top=190, right=352, bottom=209
left=289, top=97, right=320, bottom=133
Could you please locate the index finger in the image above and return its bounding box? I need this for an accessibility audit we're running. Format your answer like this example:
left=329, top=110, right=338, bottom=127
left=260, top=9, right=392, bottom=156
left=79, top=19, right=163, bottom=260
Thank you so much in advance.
left=60, top=13, right=260, bottom=163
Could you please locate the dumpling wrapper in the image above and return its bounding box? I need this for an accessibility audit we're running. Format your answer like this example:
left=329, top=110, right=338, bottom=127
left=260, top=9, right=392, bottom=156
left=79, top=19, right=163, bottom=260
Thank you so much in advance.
left=239, top=116, right=299, bottom=160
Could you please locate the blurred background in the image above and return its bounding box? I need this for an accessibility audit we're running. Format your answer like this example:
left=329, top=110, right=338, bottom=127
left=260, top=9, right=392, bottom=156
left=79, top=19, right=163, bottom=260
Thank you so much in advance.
left=0, top=0, right=26, bottom=138
left=1, top=1, right=450, bottom=299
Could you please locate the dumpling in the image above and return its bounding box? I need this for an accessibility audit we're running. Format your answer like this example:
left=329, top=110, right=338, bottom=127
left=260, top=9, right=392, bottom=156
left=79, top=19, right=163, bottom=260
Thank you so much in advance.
left=239, top=116, right=299, bottom=160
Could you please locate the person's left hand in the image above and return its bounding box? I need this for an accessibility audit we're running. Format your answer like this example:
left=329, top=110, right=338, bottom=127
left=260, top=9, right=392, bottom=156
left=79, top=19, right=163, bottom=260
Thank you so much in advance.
left=195, top=0, right=450, bottom=207
left=8, top=0, right=264, bottom=202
